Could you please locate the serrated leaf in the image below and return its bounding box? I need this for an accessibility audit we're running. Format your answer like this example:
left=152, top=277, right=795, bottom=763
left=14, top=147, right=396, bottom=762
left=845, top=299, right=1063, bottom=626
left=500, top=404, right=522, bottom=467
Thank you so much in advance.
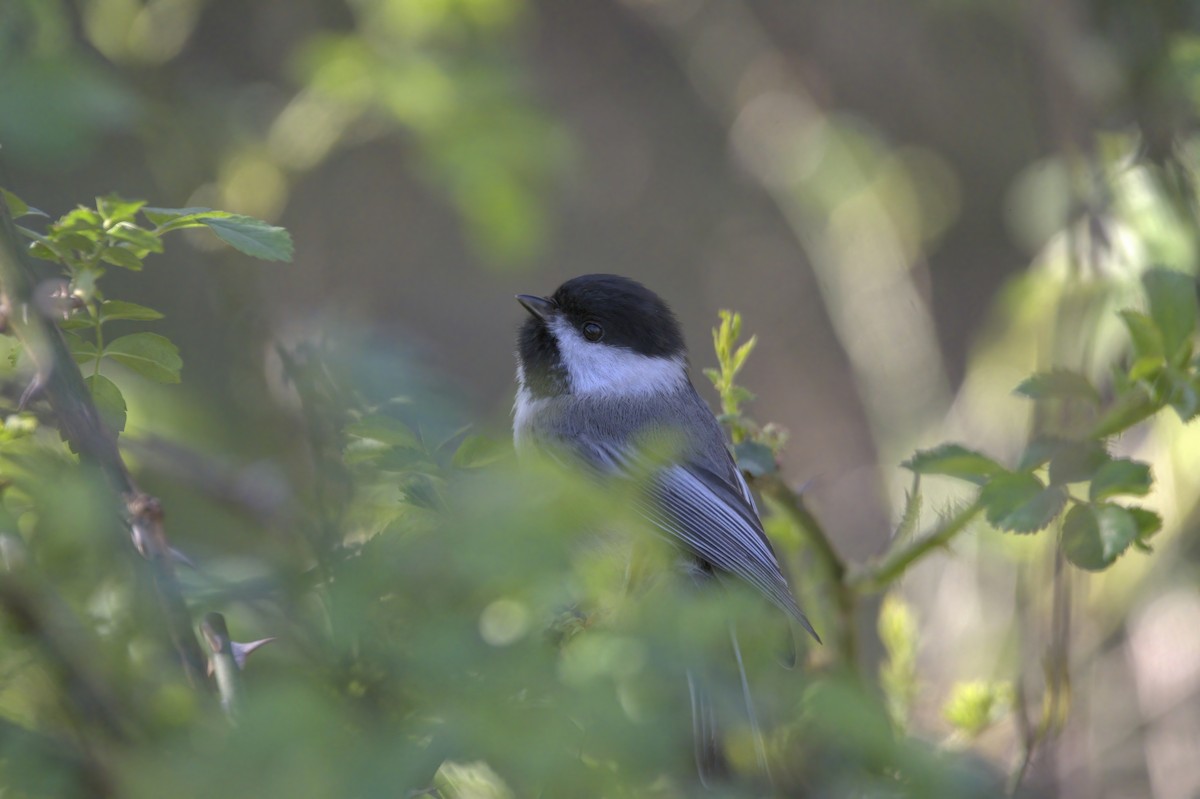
left=58, top=232, right=98, bottom=252
left=1062, top=503, right=1138, bottom=571
left=84, top=374, right=126, bottom=434
left=452, top=434, right=507, bottom=469
left=196, top=215, right=293, bottom=262
left=1120, top=310, right=1165, bottom=361
left=1128, top=507, right=1162, bottom=540
left=1089, top=459, right=1152, bottom=502
left=1015, top=370, right=1100, bottom=403
left=96, top=195, right=145, bottom=225
left=902, top=443, right=1003, bottom=486
left=1048, top=440, right=1109, bottom=485
left=980, top=472, right=1066, bottom=533
left=1143, top=268, right=1198, bottom=364
left=99, top=246, right=143, bottom=270
left=104, top=333, right=181, bottom=383
left=345, top=414, right=420, bottom=448
left=734, top=440, right=777, bottom=477
left=99, top=300, right=163, bottom=323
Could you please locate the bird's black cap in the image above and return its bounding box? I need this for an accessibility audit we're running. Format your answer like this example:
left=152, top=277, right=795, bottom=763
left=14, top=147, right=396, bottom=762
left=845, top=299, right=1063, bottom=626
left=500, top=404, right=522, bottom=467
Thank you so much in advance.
left=516, top=274, right=686, bottom=397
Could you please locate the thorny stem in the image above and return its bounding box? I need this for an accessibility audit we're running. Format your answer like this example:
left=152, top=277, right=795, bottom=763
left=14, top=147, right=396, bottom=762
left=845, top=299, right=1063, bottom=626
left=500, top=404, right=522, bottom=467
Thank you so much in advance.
left=846, top=501, right=986, bottom=594
left=0, top=200, right=210, bottom=690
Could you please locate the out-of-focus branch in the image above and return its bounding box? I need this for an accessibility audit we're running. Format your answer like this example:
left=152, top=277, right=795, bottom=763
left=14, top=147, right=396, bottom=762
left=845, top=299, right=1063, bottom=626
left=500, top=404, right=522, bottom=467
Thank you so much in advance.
left=846, top=501, right=984, bottom=594
left=0, top=577, right=128, bottom=740
left=0, top=202, right=209, bottom=688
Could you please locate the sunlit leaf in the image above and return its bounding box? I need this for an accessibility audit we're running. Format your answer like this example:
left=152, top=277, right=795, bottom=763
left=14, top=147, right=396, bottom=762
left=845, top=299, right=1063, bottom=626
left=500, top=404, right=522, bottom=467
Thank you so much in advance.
left=902, top=444, right=1003, bottom=486
left=452, top=434, right=507, bottom=468
left=99, top=246, right=143, bottom=270
left=346, top=414, right=420, bottom=448
left=1089, top=459, right=1152, bottom=502
left=96, top=195, right=145, bottom=225
left=1120, top=310, right=1164, bottom=361
left=104, top=333, right=182, bottom=383
left=196, top=215, right=294, bottom=262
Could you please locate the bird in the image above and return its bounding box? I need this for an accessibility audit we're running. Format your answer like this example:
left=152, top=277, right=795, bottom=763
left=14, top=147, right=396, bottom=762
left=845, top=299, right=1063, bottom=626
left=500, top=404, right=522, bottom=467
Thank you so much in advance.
left=512, top=273, right=817, bottom=783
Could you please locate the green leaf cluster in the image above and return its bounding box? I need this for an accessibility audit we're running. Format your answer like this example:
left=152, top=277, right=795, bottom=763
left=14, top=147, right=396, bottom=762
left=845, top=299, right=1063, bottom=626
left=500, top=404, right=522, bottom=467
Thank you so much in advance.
left=902, top=267, right=1195, bottom=571
left=3, top=190, right=292, bottom=436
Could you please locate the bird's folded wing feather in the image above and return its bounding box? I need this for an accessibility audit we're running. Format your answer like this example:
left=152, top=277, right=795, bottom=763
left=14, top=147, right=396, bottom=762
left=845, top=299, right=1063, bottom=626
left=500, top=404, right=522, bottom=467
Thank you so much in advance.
left=569, top=436, right=818, bottom=641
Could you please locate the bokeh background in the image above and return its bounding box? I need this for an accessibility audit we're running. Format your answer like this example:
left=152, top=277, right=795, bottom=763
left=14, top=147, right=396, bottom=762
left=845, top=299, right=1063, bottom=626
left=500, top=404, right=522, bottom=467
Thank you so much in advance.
left=4, top=1, right=1200, bottom=797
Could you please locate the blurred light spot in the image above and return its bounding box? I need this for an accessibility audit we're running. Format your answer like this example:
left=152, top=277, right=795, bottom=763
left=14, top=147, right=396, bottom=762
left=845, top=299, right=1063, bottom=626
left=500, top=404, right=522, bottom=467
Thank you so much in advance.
left=1128, top=588, right=1200, bottom=717
left=83, top=0, right=201, bottom=65
left=559, top=634, right=646, bottom=684
left=479, top=598, right=530, bottom=646
left=435, top=760, right=514, bottom=799
left=730, top=91, right=824, bottom=189
left=219, top=151, right=288, bottom=221
left=1005, top=158, right=1073, bottom=253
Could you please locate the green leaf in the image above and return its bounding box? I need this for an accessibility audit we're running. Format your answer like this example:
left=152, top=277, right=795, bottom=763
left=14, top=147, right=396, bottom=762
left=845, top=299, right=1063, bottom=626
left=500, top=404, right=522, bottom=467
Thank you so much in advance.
left=345, top=414, right=420, bottom=448
left=194, top=215, right=293, bottom=262
left=733, top=440, right=777, bottom=477
left=452, top=434, right=507, bottom=469
left=1062, top=503, right=1138, bottom=571
left=2, top=189, right=46, bottom=219
left=96, top=195, right=145, bottom=225
left=979, top=472, right=1066, bottom=533
left=902, top=443, right=1004, bottom=486
left=99, top=300, right=164, bottom=323
left=1017, top=436, right=1063, bottom=471
left=1143, top=268, right=1198, bottom=364
left=702, top=367, right=720, bottom=387
left=141, top=206, right=228, bottom=226
left=1015, top=370, right=1100, bottom=403
left=1048, top=440, right=1109, bottom=485
left=1089, top=459, right=1152, bottom=502
left=99, top=246, right=143, bottom=270
left=1129, top=506, right=1163, bottom=540
left=103, top=333, right=181, bottom=383
left=84, top=374, right=126, bottom=434
left=1090, top=386, right=1159, bottom=438
left=1120, top=310, right=1165, bottom=361
left=54, top=207, right=103, bottom=233
left=61, top=331, right=99, bottom=365
left=107, top=224, right=163, bottom=254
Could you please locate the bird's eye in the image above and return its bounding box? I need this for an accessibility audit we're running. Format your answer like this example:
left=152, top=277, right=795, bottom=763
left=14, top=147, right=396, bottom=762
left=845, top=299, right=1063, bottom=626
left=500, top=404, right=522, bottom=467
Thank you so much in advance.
left=582, top=322, right=604, bottom=342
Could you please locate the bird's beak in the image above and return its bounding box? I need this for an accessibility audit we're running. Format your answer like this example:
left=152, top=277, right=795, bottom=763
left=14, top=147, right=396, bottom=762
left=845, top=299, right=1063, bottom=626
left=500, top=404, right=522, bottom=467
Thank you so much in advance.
left=516, top=294, right=557, bottom=321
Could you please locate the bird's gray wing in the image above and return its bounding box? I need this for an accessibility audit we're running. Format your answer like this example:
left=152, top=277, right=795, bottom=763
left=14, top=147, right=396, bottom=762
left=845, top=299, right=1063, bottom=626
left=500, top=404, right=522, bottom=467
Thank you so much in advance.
left=569, top=435, right=817, bottom=641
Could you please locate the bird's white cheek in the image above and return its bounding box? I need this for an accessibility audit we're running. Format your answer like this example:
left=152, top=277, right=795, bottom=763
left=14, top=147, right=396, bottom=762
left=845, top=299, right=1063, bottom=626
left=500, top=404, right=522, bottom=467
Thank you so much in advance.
left=550, top=318, right=686, bottom=397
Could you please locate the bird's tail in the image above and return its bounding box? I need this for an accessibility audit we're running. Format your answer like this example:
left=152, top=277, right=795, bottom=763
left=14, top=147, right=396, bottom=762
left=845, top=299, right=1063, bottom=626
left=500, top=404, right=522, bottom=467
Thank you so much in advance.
left=686, top=624, right=772, bottom=787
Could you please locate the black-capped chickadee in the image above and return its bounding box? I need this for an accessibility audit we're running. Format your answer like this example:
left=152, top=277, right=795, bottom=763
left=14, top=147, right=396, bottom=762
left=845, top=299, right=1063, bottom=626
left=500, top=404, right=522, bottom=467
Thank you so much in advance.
left=513, top=274, right=817, bottom=779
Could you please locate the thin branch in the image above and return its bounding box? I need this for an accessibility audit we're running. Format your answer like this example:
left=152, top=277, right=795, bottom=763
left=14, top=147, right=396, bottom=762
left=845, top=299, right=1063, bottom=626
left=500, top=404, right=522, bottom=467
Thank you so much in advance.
left=757, top=474, right=856, bottom=661
left=846, top=501, right=985, bottom=594
left=0, top=201, right=209, bottom=688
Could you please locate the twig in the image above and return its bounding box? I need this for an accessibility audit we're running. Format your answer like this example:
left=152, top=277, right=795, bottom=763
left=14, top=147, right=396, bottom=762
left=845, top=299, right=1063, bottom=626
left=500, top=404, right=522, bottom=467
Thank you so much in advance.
left=0, top=200, right=209, bottom=688
left=846, top=501, right=985, bottom=594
